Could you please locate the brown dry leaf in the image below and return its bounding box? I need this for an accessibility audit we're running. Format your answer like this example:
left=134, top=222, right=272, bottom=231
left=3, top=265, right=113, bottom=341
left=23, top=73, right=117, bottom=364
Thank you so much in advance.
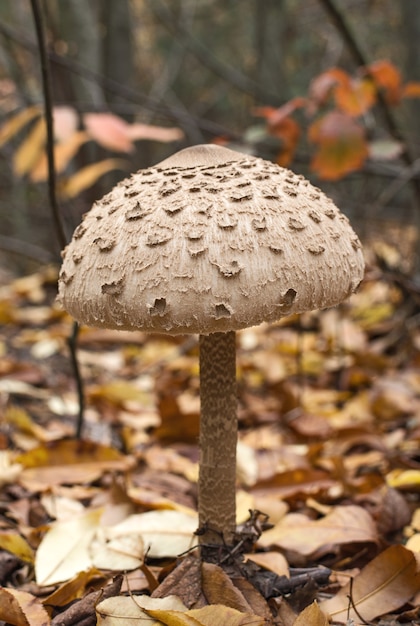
left=201, top=562, right=252, bottom=613
left=246, top=551, right=289, bottom=577
left=96, top=594, right=186, bottom=625
left=153, top=604, right=266, bottom=626
left=44, top=568, right=107, bottom=608
left=258, top=505, right=378, bottom=557
left=0, top=587, right=50, bottom=626
left=293, top=601, right=328, bottom=626
left=320, top=545, right=420, bottom=623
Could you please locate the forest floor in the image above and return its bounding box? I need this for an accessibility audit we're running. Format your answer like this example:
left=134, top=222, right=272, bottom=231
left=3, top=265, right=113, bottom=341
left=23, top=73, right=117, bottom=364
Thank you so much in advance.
left=0, top=245, right=420, bottom=626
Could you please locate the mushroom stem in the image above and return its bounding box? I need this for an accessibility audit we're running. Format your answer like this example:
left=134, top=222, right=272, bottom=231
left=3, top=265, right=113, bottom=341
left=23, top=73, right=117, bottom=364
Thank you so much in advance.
left=198, top=330, right=237, bottom=551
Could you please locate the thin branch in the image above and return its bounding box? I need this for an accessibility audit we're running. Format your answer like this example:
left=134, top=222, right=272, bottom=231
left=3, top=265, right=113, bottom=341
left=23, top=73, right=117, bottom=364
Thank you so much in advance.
left=29, top=0, right=67, bottom=251
left=0, top=234, right=55, bottom=264
left=0, top=19, right=239, bottom=140
left=29, top=0, right=85, bottom=438
left=147, top=0, right=283, bottom=105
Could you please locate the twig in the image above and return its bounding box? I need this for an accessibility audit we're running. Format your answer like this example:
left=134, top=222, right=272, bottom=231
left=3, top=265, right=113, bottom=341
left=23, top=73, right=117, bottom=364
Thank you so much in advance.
left=0, top=19, right=238, bottom=140
left=0, top=234, right=54, bottom=264
left=147, top=0, right=282, bottom=105
left=29, top=0, right=66, bottom=251
left=29, top=0, right=86, bottom=439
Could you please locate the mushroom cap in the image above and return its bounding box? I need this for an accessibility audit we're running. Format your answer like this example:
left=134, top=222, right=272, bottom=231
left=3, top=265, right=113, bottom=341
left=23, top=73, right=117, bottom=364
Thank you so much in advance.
left=58, top=144, right=364, bottom=335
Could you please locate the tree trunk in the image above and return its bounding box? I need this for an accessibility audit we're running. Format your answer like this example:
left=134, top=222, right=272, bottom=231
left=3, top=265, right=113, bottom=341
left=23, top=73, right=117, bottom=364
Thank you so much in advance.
left=198, top=331, right=237, bottom=553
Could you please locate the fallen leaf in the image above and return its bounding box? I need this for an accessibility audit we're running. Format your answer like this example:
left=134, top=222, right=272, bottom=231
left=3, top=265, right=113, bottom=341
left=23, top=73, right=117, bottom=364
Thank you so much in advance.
left=245, top=551, right=289, bottom=578
left=15, top=439, right=134, bottom=490
left=103, top=510, right=198, bottom=558
left=185, top=605, right=266, bottom=626
left=293, top=601, right=328, bottom=626
left=0, top=530, right=34, bottom=563
left=35, top=507, right=103, bottom=585
left=258, top=505, right=378, bottom=558
left=320, top=545, right=420, bottom=623
left=0, top=587, right=50, bottom=626
left=96, top=594, right=187, bottom=626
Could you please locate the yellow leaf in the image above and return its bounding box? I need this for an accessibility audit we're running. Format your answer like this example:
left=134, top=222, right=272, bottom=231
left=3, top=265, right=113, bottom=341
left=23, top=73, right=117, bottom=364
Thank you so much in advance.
left=30, top=130, right=89, bottom=182
left=0, top=531, right=34, bottom=564
left=320, top=545, right=420, bottom=623
left=60, top=158, right=128, bottom=198
left=0, top=106, right=41, bottom=148
left=0, top=587, right=50, bottom=626
left=13, top=117, right=46, bottom=176
left=387, top=469, right=420, bottom=490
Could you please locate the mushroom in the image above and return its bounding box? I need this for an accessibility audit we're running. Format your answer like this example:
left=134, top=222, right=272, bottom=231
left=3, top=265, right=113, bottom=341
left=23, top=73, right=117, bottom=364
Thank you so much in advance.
left=58, top=144, right=364, bottom=557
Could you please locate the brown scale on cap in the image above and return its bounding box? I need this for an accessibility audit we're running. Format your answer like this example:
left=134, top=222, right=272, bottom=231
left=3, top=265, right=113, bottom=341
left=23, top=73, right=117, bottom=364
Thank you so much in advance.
left=58, top=144, right=364, bottom=335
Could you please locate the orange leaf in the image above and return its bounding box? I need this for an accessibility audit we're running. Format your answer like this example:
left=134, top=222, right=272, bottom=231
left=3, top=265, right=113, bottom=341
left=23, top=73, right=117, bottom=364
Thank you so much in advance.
left=309, top=68, right=350, bottom=106
left=254, top=98, right=304, bottom=166
left=402, top=81, right=420, bottom=99
left=127, top=123, right=184, bottom=143
left=334, top=78, right=376, bottom=117
left=320, top=545, right=420, bottom=623
left=365, top=59, right=402, bottom=105
left=84, top=112, right=134, bottom=153
left=308, top=111, right=368, bottom=179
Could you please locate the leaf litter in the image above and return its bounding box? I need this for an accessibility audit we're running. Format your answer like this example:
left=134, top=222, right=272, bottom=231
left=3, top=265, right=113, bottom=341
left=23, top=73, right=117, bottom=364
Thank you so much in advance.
left=0, top=254, right=420, bottom=625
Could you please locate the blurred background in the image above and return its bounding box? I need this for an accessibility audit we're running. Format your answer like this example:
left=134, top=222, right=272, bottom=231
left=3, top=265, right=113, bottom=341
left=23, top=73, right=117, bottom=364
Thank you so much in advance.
left=0, top=0, right=419, bottom=278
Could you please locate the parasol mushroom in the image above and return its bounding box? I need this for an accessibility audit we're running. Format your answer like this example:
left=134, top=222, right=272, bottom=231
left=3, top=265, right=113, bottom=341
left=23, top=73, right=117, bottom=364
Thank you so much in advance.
left=58, top=144, right=364, bottom=556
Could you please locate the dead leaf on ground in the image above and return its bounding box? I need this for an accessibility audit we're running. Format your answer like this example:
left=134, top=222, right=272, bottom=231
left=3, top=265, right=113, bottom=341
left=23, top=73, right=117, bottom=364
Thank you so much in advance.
left=320, top=544, right=420, bottom=623
left=258, top=505, right=378, bottom=559
left=0, top=587, right=50, bottom=626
